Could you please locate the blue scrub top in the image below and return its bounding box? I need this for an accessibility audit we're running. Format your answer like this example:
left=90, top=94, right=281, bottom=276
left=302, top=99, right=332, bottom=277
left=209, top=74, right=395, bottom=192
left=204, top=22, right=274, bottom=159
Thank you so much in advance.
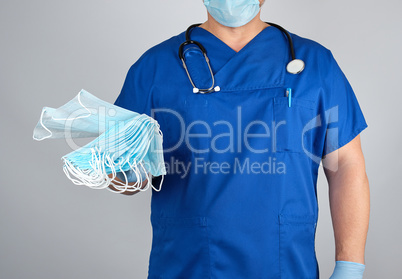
left=114, top=25, right=367, bottom=279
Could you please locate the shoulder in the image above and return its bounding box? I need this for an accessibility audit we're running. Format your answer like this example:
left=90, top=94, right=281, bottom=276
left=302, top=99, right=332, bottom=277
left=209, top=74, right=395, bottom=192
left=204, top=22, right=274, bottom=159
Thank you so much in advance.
left=286, top=30, right=346, bottom=88
left=289, top=31, right=335, bottom=67
left=128, top=30, right=186, bottom=73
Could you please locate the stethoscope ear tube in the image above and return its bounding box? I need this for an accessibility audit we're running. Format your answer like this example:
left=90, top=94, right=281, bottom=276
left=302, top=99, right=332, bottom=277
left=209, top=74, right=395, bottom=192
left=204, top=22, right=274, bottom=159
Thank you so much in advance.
left=179, top=23, right=219, bottom=94
left=265, top=22, right=296, bottom=61
left=179, top=45, right=216, bottom=94
left=178, top=40, right=208, bottom=61
left=265, top=22, right=305, bottom=75
left=185, top=23, right=202, bottom=41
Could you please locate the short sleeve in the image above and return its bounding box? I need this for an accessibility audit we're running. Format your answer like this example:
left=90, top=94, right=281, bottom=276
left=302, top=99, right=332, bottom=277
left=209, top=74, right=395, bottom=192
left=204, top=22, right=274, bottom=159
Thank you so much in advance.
left=321, top=51, right=368, bottom=156
left=113, top=55, right=153, bottom=116
left=112, top=54, right=161, bottom=182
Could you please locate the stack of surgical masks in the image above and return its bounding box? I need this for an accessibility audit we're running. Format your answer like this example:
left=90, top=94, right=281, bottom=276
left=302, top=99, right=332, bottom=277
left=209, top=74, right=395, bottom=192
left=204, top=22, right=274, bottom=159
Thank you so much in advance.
left=32, top=89, right=166, bottom=193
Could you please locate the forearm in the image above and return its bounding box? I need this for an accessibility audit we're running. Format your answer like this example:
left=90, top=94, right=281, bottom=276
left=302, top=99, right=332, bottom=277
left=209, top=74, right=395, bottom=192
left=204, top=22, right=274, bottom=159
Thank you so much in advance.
left=328, top=162, right=370, bottom=264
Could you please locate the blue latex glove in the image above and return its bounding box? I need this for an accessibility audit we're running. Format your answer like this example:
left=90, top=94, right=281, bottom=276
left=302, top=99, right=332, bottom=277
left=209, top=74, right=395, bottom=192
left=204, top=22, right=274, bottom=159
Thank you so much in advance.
left=116, top=166, right=148, bottom=183
left=330, top=261, right=365, bottom=279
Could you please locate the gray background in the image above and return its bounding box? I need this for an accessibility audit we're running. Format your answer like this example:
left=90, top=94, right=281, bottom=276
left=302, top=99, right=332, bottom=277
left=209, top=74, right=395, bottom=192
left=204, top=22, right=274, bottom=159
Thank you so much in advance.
left=0, top=0, right=400, bottom=278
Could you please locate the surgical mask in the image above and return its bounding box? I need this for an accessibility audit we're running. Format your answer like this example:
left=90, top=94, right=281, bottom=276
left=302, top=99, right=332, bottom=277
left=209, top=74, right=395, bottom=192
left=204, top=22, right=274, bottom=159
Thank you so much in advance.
left=33, top=89, right=166, bottom=193
left=116, top=160, right=148, bottom=183
left=203, top=0, right=261, bottom=28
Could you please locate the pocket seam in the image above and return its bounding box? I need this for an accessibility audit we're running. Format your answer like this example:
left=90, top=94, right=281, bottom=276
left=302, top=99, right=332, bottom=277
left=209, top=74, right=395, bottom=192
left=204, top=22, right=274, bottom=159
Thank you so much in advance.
left=273, top=96, right=316, bottom=110
left=278, top=214, right=318, bottom=279
left=273, top=97, right=316, bottom=153
left=184, top=98, right=209, bottom=107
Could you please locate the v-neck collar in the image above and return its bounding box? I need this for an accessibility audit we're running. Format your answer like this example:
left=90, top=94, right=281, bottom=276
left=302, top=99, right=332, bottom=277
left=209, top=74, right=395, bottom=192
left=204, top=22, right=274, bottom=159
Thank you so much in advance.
left=186, top=25, right=288, bottom=91
left=195, top=25, right=274, bottom=55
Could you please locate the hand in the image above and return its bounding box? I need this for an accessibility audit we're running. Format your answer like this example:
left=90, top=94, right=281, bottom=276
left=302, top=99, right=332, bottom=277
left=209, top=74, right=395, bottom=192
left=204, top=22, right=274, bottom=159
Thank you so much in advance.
left=116, top=166, right=148, bottom=183
left=330, top=261, right=365, bottom=279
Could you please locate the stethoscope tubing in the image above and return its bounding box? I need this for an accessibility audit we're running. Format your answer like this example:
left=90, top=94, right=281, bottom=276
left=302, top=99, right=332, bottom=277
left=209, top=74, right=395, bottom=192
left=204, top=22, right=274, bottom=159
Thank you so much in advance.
left=179, top=22, right=304, bottom=94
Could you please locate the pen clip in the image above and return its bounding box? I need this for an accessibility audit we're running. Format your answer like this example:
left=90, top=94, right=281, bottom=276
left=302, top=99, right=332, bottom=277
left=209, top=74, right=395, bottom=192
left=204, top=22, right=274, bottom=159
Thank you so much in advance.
left=286, top=88, right=292, bottom=108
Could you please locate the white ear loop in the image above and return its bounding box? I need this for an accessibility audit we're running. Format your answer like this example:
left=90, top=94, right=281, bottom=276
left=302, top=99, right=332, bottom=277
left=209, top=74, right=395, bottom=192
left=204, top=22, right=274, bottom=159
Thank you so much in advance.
left=33, top=89, right=93, bottom=141
left=51, top=90, right=92, bottom=121
left=32, top=108, right=53, bottom=141
left=62, top=116, right=166, bottom=193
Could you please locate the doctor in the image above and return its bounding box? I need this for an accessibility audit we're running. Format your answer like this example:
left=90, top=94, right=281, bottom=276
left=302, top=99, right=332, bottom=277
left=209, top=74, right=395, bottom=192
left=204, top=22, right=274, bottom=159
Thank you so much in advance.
left=110, top=0, right=370, bottom=278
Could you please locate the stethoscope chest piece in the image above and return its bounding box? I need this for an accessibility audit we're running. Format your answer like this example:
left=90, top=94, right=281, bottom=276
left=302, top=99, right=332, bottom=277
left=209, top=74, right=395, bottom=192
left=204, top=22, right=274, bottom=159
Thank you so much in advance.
left=286, top=59, right=305, bottom=74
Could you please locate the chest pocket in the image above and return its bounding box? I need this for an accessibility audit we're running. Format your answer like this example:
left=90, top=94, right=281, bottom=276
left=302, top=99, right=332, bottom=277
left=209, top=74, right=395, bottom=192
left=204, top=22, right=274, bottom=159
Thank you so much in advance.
left=273, top=97, right=316, bottom=153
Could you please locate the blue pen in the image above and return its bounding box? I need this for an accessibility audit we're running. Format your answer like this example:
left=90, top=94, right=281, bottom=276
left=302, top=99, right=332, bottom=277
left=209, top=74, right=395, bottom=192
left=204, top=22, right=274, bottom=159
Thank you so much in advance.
left=286, top=88, right=292, bottom=107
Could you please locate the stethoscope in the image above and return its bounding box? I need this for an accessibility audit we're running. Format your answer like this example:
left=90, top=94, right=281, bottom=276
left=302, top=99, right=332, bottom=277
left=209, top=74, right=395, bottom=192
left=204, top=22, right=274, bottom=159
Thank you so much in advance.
left=179, top=22, right=305, bottom=94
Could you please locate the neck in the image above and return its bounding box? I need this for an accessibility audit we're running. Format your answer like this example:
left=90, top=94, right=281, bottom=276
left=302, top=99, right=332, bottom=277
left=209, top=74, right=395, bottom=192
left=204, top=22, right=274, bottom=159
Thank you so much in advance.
left=199, top=14, right=269, bottom=52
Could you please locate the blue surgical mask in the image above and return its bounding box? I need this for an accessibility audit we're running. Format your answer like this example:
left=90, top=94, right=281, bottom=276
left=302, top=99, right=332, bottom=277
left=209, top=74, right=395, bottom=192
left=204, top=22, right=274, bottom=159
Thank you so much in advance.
left=203, top=0, right=261, bottom=28
left=33, top=89, right=166, bottom=193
